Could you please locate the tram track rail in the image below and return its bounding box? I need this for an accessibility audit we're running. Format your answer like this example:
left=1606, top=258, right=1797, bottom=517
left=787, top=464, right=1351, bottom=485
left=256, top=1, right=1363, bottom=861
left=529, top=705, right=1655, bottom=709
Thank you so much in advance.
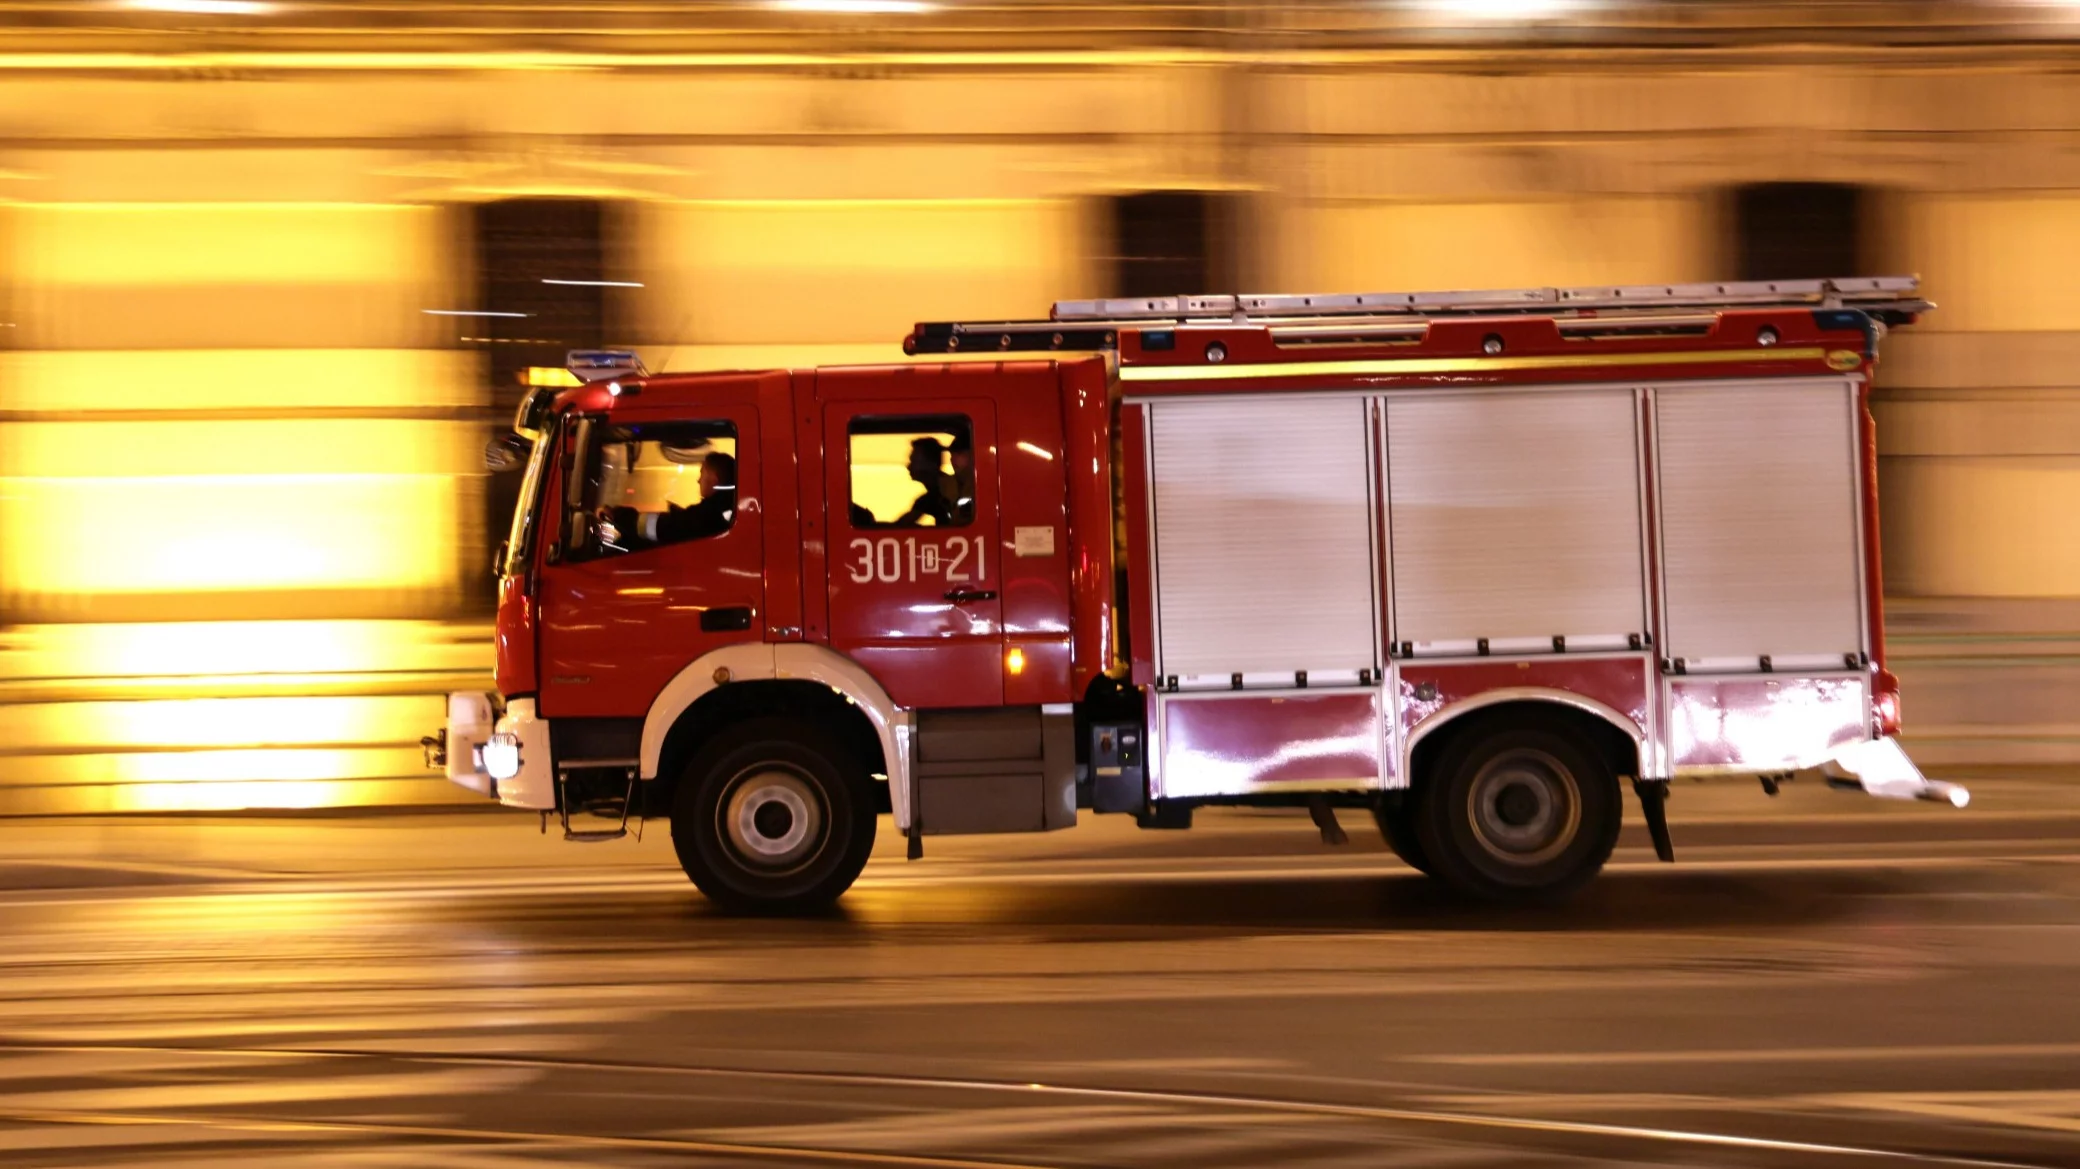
left=0, top=1039, right=2054, bottom=1168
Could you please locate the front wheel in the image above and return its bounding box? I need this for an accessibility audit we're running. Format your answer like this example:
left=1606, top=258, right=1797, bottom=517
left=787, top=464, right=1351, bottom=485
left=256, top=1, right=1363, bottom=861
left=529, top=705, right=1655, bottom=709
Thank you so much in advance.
left=1413, top=720, right=1620, bottom=902
left=670, top=719, right=877, bottom=914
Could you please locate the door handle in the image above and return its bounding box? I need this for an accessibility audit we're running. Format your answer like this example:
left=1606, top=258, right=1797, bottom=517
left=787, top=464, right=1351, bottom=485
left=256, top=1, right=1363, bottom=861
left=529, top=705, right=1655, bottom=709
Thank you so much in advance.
left=701, top=606, right=754, bottom=632
left=944, top=587, right=997, bottom=604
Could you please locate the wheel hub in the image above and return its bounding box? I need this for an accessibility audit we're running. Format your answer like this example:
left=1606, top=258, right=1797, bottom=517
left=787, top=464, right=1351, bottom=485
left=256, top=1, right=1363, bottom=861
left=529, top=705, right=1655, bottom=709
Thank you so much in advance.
left=722, top=768, right=823, bottom=871
left=1467, top=748, right=1581, bottom=867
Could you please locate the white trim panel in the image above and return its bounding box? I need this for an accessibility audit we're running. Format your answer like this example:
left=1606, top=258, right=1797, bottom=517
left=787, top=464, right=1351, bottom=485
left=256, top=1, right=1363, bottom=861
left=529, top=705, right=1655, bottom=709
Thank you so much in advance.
left=638, top=643, right=916, bottom=830
left=1399, top=683, right=1648, bottom=782
left=1663, top=671, right=1869, bottom=774
left=1154, top=687, right=1388, bottom=799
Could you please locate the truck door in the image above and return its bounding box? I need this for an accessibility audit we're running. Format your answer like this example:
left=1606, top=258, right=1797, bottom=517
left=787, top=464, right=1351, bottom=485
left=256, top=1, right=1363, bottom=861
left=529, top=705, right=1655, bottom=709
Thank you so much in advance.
left=823, top=397, right=1005, bottom=709
left=536, top=391, right=767, bottom=721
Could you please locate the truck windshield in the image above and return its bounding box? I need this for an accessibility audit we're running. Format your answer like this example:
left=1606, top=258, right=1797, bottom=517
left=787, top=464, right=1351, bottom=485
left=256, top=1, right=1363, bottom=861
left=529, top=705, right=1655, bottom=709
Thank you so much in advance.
left=500, top=417, right=555, bottom=579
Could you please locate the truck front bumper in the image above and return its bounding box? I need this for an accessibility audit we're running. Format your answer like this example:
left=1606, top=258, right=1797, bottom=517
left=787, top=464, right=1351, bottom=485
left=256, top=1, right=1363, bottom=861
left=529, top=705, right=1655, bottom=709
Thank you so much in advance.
left=1823, top=737, right=1970, bottom=808
left=429, top=692, right=556, bottom=811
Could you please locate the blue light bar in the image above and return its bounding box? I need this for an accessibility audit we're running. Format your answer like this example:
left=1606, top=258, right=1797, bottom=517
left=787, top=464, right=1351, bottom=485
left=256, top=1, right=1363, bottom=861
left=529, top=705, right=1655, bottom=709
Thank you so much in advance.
left=566, top=349, right=647, bottom=383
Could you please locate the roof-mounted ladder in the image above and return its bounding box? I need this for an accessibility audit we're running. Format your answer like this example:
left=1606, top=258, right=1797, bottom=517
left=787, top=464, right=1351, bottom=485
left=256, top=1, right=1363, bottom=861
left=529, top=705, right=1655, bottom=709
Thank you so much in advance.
left=904, top=276, right=1929, bottom=355
left=1050, top=275, right=1926, bottom=323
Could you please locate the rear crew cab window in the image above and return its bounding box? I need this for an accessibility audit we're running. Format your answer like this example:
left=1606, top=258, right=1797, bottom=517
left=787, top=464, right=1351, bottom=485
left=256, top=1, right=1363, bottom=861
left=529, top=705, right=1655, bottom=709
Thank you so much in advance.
left=578, top=419, right=738, bottom=558
left=847, top=415, right=975, bottom=529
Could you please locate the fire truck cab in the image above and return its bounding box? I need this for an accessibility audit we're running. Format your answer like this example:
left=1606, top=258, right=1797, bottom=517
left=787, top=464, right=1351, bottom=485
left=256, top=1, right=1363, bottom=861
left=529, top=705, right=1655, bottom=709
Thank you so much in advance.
left=429, top=276, right=1967, bottom=913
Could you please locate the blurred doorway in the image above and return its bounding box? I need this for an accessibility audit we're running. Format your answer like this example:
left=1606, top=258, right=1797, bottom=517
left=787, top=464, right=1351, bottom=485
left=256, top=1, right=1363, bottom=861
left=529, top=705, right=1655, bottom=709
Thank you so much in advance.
left=1734, top=183, right=1870, bottom=281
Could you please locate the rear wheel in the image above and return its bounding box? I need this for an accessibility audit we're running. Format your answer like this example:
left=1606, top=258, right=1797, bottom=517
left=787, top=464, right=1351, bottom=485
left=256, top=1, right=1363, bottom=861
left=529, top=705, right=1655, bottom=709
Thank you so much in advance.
left=1372, top=801, right=1433, bottom=876
left=1414, top=719, right=1620, bottom=902
left=670, top=719, right=876, bottom=914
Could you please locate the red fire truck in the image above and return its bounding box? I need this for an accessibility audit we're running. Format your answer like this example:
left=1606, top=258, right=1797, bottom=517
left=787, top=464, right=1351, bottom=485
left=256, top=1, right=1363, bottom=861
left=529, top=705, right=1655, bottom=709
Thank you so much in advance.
left=426, top=276, right=1967, bottom=912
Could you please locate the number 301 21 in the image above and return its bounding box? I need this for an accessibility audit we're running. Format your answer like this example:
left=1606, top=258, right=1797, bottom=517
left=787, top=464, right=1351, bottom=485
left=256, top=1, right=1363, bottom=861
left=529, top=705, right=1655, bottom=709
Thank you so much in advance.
left=848, top=536, right=986, bottom=584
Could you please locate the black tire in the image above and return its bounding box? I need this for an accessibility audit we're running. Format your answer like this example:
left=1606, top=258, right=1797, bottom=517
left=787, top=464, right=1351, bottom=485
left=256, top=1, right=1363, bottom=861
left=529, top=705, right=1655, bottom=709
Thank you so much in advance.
left=1413, top=719, right=1620, bottom=903
left=670, top=718, right=877, bottom=914
left=1372, top=801, right=1434, bottom=876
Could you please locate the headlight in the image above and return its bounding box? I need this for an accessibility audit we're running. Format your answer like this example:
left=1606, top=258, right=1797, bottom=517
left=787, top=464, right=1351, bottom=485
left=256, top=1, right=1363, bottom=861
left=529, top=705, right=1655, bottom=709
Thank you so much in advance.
left=479, top=732, right=522, bottom=781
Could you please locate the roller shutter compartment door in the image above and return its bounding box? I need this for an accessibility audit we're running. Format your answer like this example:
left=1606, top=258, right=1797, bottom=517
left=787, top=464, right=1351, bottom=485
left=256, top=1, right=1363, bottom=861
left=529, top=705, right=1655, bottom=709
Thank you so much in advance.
left=1654, top=379, right=1864, bottom=672
left=1387, top=389, right=1647, bottom=654
left=1148, top=397, right=1377, bottom=687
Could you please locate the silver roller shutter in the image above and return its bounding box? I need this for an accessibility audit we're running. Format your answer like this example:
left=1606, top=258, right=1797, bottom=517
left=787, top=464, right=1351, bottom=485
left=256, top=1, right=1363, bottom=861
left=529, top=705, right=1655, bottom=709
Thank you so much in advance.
left=1654, top=378, right=1865, bottom=671
left=1149, top=396, right=1378, bottom=685
left=1387, top=389, right=1647, bottom=654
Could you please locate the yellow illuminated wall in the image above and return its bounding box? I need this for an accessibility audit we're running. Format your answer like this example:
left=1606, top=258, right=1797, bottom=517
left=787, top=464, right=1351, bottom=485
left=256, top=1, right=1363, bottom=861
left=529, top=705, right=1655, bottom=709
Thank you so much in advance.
left=10, top=203, right=454, bottom=350
left=1886, top=195, right=2080, bottom=335
left=0, top=201, right=490, bottom=812
left=1875, top=195, right=2080, bottom=598
left=633, top=199, right=1098, bottom=357
left=0, top=622, right=490, bottom=814
left=0, top=414, right=478, bottom=617
left=1270, top=198, right=1714, bottom=295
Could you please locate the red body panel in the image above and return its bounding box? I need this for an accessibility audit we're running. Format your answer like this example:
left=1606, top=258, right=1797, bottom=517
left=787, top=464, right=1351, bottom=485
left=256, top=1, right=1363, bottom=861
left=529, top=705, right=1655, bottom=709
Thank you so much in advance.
left=1118, top=309, right=1869, bottom=394
left=1160, top=691, right=1384, bottom=797
left=794, top=371, right=832, bottom=645
left=493, top=574, right=537, bottom=696
left=993, top=364, right=1076, bottom=706
left=1119, top=402, right=1157, bottom=687
left=1399, top=656, right=1652, bottom=745
left=1857, top=382, right=1888, bottom=675
left=1005, top=637, right=1072, bottom=707
left=809, top=361, right=1075, bottom=710
left=760, top=378, right=807, bottom=641
left=535, top=376, right=779, bottom=719
left=1059, top=357, right=1117, bottom=695
left=820, top=372, right=1006, bottom=710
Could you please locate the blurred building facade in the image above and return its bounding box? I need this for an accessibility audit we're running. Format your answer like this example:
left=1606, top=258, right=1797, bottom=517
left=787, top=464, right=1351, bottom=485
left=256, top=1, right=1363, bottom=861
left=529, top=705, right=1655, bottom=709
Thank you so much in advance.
left=2, top=1, right=2077, bottom=811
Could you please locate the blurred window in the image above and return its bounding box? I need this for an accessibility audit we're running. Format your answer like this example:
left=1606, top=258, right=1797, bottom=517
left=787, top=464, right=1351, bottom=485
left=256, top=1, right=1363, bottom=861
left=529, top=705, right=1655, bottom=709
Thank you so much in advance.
left=474, top=198, right=612, bottom=605
left=1735, top=183, right=1865, bottom=281
left=1111, top=192, right=1235, bottom=299
left=476, top=198, right=608, bottom=399
left=847, top=416, right=975, bottom=530
left=578, top=420, right=738, bottom=557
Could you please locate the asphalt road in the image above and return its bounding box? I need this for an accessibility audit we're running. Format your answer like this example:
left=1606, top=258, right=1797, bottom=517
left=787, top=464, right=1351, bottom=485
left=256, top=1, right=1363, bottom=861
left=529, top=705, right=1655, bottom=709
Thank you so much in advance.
left=4, top=785, right=2080, bottom=1168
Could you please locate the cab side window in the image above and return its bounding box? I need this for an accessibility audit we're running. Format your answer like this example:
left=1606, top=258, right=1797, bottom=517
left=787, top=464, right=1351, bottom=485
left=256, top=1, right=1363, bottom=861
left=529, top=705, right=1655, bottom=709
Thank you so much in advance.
left=575, top=420, right=738, bottom=559
left=847, top=415, right=974, bottom=530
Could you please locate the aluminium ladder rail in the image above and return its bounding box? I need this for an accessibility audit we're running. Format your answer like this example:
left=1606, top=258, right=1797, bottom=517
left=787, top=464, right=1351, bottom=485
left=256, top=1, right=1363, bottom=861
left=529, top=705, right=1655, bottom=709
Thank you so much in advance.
left=903, top=276, right=1930, bottom=355
left=1051, top=275, right=1927, bottom=322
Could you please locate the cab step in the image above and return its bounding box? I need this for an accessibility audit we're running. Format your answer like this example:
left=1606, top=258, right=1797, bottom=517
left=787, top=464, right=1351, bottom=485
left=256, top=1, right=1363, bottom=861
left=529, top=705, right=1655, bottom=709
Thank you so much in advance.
left=556, top=761, right=639, bottom=843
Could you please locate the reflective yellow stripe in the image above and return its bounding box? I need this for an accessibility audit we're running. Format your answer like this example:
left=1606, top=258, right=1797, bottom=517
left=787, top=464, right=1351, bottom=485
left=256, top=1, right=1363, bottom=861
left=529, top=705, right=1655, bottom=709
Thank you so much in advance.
left=1119, top=347, right=1830, bottom=382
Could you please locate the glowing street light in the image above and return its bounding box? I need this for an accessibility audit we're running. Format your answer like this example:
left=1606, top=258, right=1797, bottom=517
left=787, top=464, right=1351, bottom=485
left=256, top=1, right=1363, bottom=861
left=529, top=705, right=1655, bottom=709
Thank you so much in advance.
left=770, top=0, right=936, bottom=13
left=1407, top=0, right=1593, bottom=18
left=121, top=0, right=280, bottom=13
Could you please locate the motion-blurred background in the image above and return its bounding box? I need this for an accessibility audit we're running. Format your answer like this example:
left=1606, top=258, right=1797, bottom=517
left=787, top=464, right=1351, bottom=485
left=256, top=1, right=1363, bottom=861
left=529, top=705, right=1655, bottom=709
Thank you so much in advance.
left=1, top=0, right=2076, bottom=813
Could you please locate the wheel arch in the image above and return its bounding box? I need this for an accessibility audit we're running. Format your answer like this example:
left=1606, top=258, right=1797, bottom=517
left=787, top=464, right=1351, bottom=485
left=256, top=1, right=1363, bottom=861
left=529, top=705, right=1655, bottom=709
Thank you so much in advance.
left=1404, top=690, right=1643, bottom=791
left=641, top=644, right=913, bottom=826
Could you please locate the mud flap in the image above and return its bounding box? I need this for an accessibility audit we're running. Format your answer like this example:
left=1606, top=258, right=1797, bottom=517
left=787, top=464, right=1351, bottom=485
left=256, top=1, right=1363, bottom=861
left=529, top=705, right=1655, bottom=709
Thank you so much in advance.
left=1632, top=779, right=1674, bottom=862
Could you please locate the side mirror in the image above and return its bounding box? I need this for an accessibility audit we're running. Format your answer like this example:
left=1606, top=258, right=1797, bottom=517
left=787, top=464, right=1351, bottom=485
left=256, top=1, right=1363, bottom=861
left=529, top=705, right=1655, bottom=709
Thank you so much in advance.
left=484, top=433, right=531, bottom=472
left=513, top=387, right=556, bottom=440
left=490, top=540, right=510, bottom=578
